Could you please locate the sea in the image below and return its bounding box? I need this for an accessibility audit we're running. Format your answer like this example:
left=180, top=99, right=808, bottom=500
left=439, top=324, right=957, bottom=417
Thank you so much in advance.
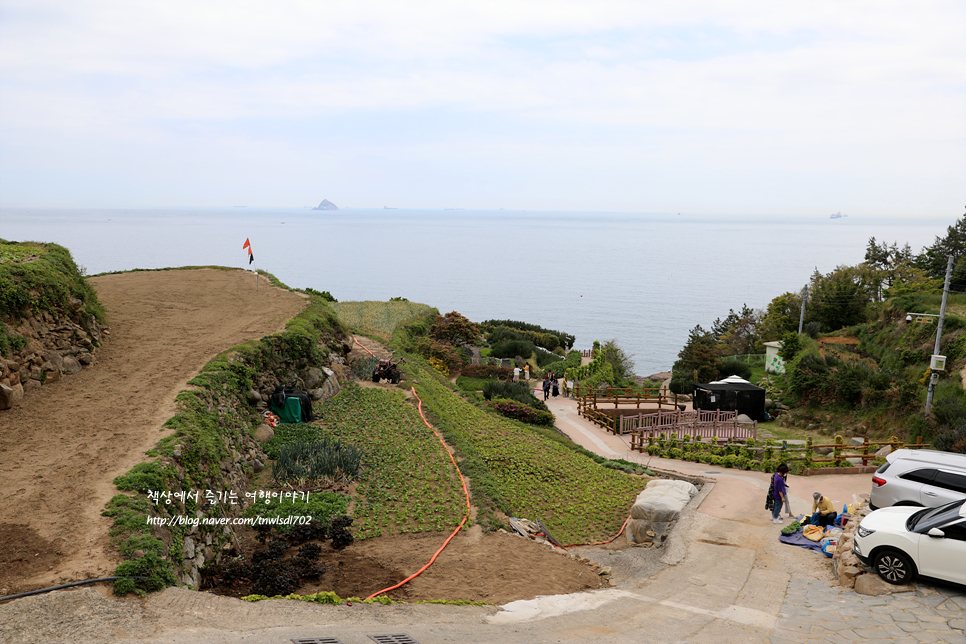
left=0, top=207, right=947, bottom=376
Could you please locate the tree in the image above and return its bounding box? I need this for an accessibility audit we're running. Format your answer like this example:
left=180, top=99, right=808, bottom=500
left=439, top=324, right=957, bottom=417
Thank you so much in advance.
left=863, top=237, right=915, bottom=300
left=670, top=325, right=723, bottom=393
left=429, top=311, right=480, bottom=347
left=600, top=340, right=635, bottom=382
left=714, top=305, right=761, bottom=356
left=915, top=211, right=966, bottom=286
left=806, top=265, right=871, bottom=332
left=757, top=292, right=803, bottom=341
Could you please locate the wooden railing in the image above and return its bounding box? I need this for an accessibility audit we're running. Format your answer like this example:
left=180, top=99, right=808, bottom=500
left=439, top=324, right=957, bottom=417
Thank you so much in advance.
left=623, top=409, right=757, bottom=441
left=572, top=384, right=682, bottom=417
left=629, top=432, right=928, bottom=468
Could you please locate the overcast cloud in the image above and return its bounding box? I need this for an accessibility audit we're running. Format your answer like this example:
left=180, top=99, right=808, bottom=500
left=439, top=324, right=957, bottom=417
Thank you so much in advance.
left=0, top=0, right=963, bottom=213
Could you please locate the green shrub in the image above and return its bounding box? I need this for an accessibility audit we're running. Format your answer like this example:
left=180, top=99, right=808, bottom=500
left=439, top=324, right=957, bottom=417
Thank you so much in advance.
left=113, top=552, right=177, bottom=596
left=113, top=462, right=174, bottom=494
left=932, top=398, right=966, bottom=453
left=456, top=375, right=492, bottom=391
left=490, top=338, right=535, bottom=360
left=542, top=350, right=582, bottom=379
left=485, top=398, right=555, bottom=426
left=460, top=364, right=512, bottom=379
left=481, top=380, right=548, bottom=411
left=720, top=358, right=752, bottom=381
left=534, top=347, right=560, bottom=368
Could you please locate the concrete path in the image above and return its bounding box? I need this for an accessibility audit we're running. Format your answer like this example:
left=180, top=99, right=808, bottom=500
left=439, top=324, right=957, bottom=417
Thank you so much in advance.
left=3, top=393, right=964, bottom=644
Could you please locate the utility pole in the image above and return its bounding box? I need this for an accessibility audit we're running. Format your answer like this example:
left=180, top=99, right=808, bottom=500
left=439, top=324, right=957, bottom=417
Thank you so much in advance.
left=925, top=255, right=955, bottom=415
left=797, top=285, right=808, bottom=334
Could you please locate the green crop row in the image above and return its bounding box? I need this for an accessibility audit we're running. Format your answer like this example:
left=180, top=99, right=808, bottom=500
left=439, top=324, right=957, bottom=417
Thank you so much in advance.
left=408, top=361, right=647, bottom=545
left=331, top=300, right=436, bottom=342
left=317, top=383, right=466, bottom=539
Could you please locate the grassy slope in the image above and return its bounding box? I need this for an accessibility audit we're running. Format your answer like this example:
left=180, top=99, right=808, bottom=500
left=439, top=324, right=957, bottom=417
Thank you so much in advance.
left=327, top=300, right=648, bottom=544
left=331, top=300, right=436, bottom=342
left=410, top=360, right=646, bottom=544
left=318, top=383, right=465, bottom=539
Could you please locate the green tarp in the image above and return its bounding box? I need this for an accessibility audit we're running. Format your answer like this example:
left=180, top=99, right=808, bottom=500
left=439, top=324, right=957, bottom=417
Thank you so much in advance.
left=271, top=396, right=303, bottom=424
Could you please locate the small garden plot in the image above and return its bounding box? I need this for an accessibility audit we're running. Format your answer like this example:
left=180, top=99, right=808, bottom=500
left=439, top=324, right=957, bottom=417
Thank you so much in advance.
left=331, top=300, right=435, bottom=342
left=317, top=383, right=466, bottom=539
left=410, top=363, right=649, bottom=545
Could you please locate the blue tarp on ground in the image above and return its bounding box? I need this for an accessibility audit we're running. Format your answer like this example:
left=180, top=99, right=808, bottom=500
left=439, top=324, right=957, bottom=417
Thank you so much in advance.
left=779, top=529, right=830, bottom=556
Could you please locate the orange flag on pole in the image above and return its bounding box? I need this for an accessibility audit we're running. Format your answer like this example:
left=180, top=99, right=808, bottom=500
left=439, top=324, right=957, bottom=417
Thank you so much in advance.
left=242, top=238, right=254, bottom=264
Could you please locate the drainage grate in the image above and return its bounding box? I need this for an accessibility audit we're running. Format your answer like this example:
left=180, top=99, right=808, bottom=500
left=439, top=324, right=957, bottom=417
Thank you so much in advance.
left=368, top=635, right=421, bottom=644
left=291, top=638, right=345, bottom=644
left=704, top=471, right=722, bottom=474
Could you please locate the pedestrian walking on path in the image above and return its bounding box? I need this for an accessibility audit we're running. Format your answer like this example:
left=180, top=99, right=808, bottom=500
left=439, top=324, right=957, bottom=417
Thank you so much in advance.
left=771, top=464, right=789, bottom=523
left=542, top=374, right=551, bottom=400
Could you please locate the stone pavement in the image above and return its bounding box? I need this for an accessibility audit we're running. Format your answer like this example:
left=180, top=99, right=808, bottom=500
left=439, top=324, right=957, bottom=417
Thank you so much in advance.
left=772, top=575, right=966, bottom=644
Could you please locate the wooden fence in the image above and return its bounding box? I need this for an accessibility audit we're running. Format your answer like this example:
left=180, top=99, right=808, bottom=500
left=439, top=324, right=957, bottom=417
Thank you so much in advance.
left=572, top=384, right=683, bottom=416
left=629, top=432, right=928, bottom=468
left=622, top=409, right=758, bottom=441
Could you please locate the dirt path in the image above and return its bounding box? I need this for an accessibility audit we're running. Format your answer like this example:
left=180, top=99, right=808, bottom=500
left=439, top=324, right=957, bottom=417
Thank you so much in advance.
left=0, top=269, right=307, bottom=596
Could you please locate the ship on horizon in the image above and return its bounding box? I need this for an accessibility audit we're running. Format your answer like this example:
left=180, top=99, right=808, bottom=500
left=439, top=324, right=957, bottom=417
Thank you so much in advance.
left=830, top=212, right=846, bottom=219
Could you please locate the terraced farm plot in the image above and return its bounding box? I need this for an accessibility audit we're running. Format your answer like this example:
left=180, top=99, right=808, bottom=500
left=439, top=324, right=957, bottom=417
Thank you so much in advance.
left=317, top=383, right=466, bottom=539
left=331, top=300, right=435, bottom=342
left=410, top=363, right=649, bottom=545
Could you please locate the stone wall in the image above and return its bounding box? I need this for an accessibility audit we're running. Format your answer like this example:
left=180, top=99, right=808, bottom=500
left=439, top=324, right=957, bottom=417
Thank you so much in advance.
left=142, top=346, right=348, bottom=589
left=0, top=302, right=107, bottom=410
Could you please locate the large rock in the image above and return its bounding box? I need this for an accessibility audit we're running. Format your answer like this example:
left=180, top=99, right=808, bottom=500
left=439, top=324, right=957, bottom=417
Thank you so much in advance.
left=314, top=367, right=340, bottom=402
left=626, top=479, right=698, bottom=545
left=875, top=445, right=891, bottom=458
left=0, top=383, right=24, bottom=410
left=854, top=573, right=904, bottom=596
left=62, top=355, right=83, bottom=375
left=302, top=367, right=324, bottom=390
left=254, top=423, right=275, bottom=443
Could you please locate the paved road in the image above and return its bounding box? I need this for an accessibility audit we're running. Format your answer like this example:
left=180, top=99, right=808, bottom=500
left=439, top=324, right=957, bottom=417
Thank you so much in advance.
left=3, top=394, right=964, bottom=644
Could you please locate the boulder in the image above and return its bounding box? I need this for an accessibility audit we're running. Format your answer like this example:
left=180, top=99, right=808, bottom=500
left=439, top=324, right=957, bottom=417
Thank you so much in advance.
left=41, top=364, right=61, bottom=383
left=626, top=479, right=698, bottom=545
left=875, top=445, right=891, bottom=458
left=839, top=565, right=863, bottom=588
left=302, top=367, right=324, bottom=390
left=0, top=383, right=24, bottom=410
left=315, top=367, right=340, bottom=402
left=254, top=424, right=275, bottom=443
left=62, top=355, right=83, bottom=375
left=850, top=436, right=865, bottom=447
left=854, top=573, right=903, bottom=596
left=46, top=350, right=65, bottom=372
left=736, top=414, right=753, bottom=423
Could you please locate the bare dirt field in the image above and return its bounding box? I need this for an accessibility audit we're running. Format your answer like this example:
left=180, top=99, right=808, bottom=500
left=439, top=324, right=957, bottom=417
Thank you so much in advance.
left=0, top=270, right=605, bottom=604
left=0, top=269, right=307, bottom=596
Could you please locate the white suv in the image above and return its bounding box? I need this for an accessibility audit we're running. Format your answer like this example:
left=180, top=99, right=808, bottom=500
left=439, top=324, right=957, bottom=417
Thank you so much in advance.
left=853, top=498, right=966, bottom=586
left=870, top=449, right=966, bottom=510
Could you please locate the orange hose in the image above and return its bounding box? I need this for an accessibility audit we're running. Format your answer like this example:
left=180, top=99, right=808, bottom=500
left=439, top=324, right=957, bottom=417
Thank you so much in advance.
left=354, top=336, right=376, bottom=357
left=353, top=337, right=630, bottom=572
left=353, top=338, right=471, bottom=600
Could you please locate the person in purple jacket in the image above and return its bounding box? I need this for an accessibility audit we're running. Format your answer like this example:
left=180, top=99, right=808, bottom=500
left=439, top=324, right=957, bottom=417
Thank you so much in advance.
left=771, top=464, right=789, bottom=524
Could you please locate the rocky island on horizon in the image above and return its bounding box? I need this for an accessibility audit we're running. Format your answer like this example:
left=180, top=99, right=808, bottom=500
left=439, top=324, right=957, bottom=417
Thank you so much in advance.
left=312, top=199, right=339, bottom=210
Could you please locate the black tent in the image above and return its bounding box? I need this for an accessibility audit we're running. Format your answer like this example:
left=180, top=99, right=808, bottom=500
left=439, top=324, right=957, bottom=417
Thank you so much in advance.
left=691, top=379, right=766, bottom=422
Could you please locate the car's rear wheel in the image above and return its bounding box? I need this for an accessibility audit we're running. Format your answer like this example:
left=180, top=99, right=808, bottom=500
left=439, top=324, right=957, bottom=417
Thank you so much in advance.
left=873, top=549, right=916, bottom=585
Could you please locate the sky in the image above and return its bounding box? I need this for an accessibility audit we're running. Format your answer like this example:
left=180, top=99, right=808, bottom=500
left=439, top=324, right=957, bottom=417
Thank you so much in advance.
left=0, top=1, right=963, bottom=214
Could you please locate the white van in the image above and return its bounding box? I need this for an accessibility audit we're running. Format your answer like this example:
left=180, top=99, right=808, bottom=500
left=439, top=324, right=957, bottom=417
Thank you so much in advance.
left=869, top=449, right=966, bottom=510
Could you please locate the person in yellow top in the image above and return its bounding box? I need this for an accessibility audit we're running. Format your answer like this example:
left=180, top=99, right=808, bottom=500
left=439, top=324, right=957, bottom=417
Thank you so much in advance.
left=812, top=492, right=837, bottom=527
